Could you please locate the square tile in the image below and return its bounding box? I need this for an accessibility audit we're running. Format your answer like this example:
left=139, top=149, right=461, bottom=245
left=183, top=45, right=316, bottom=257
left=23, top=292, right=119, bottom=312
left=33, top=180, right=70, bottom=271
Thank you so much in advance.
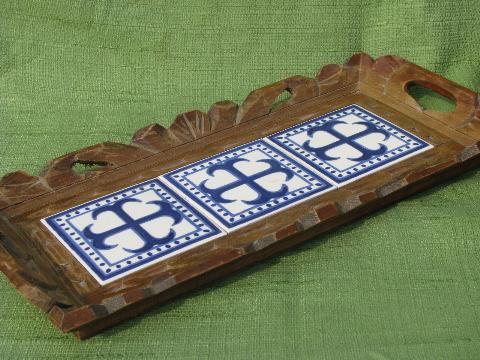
left=162, top=140, right=334, bottom=230
left=268, top=104, right=433, bottom=184
left=42, top=179, right=224, bottom=285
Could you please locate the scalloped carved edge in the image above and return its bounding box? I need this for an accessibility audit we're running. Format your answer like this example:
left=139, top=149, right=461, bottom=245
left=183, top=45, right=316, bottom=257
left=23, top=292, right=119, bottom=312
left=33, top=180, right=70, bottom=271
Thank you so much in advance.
left=0, top=53, right=362, bottom=209
left=1, top=52, right=478, bottom=210
left=1, top=53, right=479, bottom=337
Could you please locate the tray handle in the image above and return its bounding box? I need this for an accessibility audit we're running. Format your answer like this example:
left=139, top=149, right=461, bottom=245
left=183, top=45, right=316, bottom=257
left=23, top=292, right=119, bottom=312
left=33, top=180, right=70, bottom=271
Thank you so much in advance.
left=0, top=229, right=75, bottom=311
left=40, top=142, right=152, bottom=189
left=383, top=60, right=478, bottom=129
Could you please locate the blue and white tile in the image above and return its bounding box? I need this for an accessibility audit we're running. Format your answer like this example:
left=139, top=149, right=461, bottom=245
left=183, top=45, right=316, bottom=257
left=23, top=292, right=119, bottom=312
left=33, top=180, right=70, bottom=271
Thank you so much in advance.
left=161, top=140, right=335, bottom=231
left=268, top=104, right=433, bottom=185
left=42, top=179, right=224, bottom=285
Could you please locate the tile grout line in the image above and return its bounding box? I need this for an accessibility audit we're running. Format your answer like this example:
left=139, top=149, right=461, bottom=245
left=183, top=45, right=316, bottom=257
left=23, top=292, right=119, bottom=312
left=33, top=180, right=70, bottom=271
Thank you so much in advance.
left=38, top=103, right=436, bottom=285
left=158, top=177, right=231, bottom=233
left=262, top=138, right=342, bottom=187
left=159, top=140, right=337, bottom=233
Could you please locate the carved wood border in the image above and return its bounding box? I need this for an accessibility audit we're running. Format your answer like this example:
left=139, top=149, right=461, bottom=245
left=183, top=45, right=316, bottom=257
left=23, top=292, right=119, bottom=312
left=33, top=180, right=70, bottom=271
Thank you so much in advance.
left=0, top=53, right=479, bottom=338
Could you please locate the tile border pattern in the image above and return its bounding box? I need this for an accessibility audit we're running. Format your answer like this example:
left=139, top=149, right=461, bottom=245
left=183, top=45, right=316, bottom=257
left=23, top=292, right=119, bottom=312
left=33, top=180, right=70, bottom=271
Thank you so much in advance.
left=41, top=104, right=432, bottom=284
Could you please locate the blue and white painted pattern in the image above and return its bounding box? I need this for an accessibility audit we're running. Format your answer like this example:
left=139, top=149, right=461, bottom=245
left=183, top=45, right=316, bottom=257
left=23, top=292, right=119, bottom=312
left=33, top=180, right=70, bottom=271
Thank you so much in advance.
left=42, top=179, right=223, bottom=284
left=41, top=104, right=433, bottom=284
left=268, top=104, right=432, bottom=184
left=162, top=140, right=334, bottom=230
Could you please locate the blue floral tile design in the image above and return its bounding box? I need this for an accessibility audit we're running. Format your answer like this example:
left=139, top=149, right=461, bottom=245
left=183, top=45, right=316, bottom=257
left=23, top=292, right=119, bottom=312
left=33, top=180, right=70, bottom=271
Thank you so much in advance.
left=268, top=104, right=433, bottom=184
left=162, top=140, right=335, bottom=230
left=42, top=179, right=223, bottom=284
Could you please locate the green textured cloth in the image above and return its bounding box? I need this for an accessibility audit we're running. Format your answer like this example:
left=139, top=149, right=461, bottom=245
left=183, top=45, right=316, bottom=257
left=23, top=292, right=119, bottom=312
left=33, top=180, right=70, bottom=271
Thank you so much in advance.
left=1, top=1, right=480, bottom=359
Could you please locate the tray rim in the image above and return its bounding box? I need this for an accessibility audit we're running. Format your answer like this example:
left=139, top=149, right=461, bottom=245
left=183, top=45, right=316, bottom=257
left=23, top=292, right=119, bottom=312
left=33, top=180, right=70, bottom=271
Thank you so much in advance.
left=1, top=53, right=479, bottom=338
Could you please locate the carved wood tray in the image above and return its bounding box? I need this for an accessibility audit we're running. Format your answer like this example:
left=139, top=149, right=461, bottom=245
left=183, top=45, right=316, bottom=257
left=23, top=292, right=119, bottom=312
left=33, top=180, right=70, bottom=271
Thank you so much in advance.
left=1, top=53, right=479, bottom=339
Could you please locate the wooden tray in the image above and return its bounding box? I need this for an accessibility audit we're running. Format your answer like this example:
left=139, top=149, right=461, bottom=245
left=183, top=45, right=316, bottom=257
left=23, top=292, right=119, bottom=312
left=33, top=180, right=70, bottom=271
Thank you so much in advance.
left=1, top=53, right=479, bottom=339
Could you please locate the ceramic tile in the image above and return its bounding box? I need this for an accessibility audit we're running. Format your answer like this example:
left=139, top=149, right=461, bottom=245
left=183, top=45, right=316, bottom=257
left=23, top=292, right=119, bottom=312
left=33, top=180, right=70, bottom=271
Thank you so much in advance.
left=162, top=140, right=335, bottom=231
left=42, top=179, right=224, bottom=285
left=268, top=104, right=433, bottom=185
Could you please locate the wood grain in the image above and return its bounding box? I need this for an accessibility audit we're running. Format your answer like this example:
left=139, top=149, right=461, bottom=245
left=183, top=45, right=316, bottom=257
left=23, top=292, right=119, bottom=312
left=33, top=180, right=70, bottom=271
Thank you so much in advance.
left=0, top=53, right=479, bottom=339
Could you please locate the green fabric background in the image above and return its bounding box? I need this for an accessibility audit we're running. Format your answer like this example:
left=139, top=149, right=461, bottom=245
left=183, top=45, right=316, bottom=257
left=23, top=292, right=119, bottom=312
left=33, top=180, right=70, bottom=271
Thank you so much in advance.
left=1, top=1, right=480, bottom=359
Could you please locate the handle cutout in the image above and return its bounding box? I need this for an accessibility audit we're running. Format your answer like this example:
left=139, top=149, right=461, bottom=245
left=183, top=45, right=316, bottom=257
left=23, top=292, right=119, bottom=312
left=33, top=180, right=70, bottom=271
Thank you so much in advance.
left=271, top=90, right=292, bottom=110
left=72, top=161, right=109, bottom=175
left=406, top=82, right=456, bottom=113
